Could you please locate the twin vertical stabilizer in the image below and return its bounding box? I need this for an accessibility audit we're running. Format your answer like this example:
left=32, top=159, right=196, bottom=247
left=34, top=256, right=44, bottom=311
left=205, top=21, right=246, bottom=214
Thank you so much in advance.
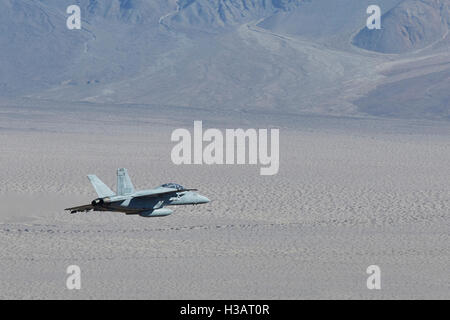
left=87, top=175, right=116, bottom=198
left=117, top=168, right=135, bottom=196
left=87, top=168, right=135, bottom=198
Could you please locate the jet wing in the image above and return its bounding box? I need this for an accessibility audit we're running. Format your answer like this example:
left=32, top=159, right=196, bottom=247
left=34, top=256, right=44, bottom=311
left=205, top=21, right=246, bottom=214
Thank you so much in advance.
left=132, top=188, right=198, bottom=199
left=65, top=204, right=94, bottom=213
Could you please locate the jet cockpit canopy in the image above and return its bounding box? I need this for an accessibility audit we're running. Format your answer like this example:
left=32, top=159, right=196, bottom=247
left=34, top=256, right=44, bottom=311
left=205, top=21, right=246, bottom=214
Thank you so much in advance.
left=161, top=183, right=185, bottom=190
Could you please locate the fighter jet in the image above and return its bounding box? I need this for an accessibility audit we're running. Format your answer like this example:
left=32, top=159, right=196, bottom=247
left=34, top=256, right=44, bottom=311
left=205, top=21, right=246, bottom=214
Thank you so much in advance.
left=65, top=168, right=210, bottom=217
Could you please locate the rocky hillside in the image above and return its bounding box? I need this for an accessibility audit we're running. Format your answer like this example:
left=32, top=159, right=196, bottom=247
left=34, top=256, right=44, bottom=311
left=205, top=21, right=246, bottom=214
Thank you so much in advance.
left=353, top=0, right=450, bottom=53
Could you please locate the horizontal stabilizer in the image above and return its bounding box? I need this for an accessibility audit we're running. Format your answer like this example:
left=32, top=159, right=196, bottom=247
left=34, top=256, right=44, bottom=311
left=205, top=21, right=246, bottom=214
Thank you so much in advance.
left=65, top=204, right=94, bottom=213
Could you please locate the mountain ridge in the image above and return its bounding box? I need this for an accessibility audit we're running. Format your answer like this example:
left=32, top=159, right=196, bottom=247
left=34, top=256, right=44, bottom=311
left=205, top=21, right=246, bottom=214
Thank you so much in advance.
left=353, top=0, right=450, bottom=53
left=0, top=0, right=448, bottom=120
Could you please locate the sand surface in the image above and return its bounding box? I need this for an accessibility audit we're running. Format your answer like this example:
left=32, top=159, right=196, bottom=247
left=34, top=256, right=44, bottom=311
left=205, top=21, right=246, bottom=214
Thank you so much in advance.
left=0, top=105, right=449, bottom=299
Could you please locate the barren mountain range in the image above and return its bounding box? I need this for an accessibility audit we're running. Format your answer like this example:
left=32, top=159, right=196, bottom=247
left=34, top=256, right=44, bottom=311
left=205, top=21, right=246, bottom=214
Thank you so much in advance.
left=1, top=0, right=448, bottom=119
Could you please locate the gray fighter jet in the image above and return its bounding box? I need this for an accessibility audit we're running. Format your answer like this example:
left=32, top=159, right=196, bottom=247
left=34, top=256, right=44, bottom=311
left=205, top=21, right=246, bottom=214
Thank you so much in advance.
left=65, top=168, right=210, bottom=217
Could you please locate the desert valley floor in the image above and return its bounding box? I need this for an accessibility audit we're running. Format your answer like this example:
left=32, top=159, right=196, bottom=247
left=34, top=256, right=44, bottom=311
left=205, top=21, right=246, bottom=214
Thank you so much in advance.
left=0, top=103, right=448, bottom=299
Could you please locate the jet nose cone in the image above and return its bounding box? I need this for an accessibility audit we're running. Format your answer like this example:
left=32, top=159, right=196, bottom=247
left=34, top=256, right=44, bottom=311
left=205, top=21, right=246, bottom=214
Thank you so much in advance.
left=198, top=195, right=210, bottom=204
